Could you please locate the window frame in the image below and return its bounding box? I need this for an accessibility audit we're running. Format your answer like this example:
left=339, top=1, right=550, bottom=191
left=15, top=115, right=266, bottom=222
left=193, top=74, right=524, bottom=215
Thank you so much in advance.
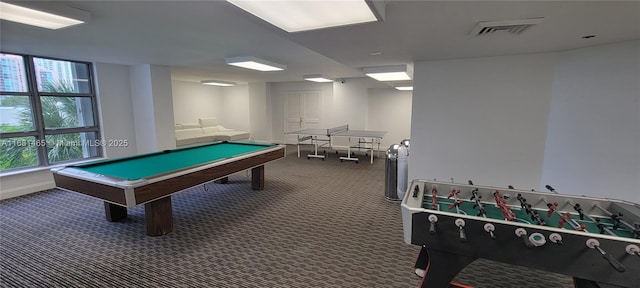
left=0, top=52, right=102, bottom=172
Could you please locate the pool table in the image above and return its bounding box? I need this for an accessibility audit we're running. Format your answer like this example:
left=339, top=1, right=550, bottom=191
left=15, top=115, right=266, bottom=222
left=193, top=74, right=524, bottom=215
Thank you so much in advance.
left=52, top=141, right=285, bottom=236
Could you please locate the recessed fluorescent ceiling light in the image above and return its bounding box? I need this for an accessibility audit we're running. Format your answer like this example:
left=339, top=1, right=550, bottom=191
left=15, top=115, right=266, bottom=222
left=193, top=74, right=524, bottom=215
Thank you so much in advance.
left=201, top=80, right=236, bottom=87
left=0, top=2, right=88, bottom=29
left=226, top=0, right=381, bottom=32
left=362, top=64, right=413, bottom=81
left=394, top=85, right=413, bottom=91
left=304, top=75, right=333, bottom=83
left=225, top=56, right=286, bottom=72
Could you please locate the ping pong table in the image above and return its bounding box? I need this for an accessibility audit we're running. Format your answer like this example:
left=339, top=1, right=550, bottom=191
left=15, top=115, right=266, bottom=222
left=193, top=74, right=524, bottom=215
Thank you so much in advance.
left=286, top=125, right=387, bottom=164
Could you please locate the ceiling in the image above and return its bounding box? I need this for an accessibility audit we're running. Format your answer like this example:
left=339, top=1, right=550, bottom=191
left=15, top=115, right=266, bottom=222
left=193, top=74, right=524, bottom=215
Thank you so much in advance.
left=1, top=1, right=638, bottom=85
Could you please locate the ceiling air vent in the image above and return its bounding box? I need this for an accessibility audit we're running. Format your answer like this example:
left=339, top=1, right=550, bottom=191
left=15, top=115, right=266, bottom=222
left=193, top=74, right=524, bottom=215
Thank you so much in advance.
left=470, top=17, right=543, bottom=36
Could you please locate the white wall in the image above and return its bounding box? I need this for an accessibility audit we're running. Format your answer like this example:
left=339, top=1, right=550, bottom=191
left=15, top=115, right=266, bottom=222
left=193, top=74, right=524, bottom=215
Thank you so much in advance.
left=221, top=85, right=250, bottom=132
left=130, top=64, right=175, bottom=152
left=172, top=80, right=224, bottom=125
left=130, top=65, right=157, bottom=153
left=367, top=88, right=412, bottom=149
left=409, top=53, right=555, bottom=190
left=331, top=78, right=372, bottom=129
left=149, top=65, right=175, bottom=151
left=270, top=81, right=334, bottom=143
left=541, top=40, right=640, bottom=202
left=171, top=81, right=251, bottom=136
left=94, top=62, right=137, bottom=159
left=269, top=79, right=409, bottom=149
left=0, top=170, right=55, bottom=200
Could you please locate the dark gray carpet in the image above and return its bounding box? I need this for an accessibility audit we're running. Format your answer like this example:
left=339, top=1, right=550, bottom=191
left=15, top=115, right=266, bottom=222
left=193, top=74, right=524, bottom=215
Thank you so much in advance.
left=0, top=146, right=572, bottom=287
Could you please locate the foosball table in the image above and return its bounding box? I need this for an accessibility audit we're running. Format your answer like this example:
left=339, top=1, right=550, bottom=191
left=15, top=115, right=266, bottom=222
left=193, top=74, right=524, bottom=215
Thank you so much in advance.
left=401, top=179, right=640, bottom=288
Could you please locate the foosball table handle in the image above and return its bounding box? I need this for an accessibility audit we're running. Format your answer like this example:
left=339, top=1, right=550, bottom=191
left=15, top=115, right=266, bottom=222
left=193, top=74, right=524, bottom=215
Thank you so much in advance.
left=428, top=214, right=438, bottom=234
left=602, top=253, right=626, bottom=273
left=515, top=228, right=534, bottom=248
left=483, top=223, right=496, bottom=239
left=586, top=238, right=626, bottom=273
left=455, top=218, right=467, bottom=242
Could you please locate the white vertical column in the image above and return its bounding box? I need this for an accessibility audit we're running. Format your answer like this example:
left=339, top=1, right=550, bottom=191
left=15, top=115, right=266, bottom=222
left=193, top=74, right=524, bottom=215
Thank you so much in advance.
left=130, top=64, right=175, bottom=153
left=249, top=82, right=269, bottom=141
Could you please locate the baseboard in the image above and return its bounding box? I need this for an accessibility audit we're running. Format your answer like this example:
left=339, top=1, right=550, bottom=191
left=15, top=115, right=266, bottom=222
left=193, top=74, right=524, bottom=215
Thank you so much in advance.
left=0, top=181, right=55, bottom=200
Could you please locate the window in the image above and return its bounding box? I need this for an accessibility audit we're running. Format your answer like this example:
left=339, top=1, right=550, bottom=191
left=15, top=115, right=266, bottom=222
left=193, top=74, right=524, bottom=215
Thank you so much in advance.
left=0, top=53, right=101, bottom=172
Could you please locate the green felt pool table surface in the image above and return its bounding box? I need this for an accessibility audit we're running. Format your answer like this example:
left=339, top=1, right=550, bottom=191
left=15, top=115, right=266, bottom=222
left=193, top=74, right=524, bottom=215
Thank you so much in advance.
left=52, top=141, right=285, bottom=236
left=72, top=142, right=276, bottom=180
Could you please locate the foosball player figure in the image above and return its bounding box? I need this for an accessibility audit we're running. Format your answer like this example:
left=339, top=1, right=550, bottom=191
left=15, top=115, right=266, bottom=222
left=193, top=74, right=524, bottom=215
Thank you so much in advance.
left=447, top=188, right=460, bottom=199
left=476, top=206, right=486, bottom=217
left=448, top=200, right=463, bottom=210
left=470, top=188, right=487, bottom=218
left=573, top=203, right=585, bottom=220
left=412, top=185, right=420, bottom=198
left=531, top=210, right=546, bottom=226
left=595, top=218, right=606, bottom=234
left=470, top=189, right=479, bottom=201
left=546, top=202, right=558, bottom=217
left=610, top=212, right=623, bottom=230
left=431, top=185, right=438, bottom=210
left=494, top=191, right=516, bottom=221
left=559, top=212, right=571, bottom=229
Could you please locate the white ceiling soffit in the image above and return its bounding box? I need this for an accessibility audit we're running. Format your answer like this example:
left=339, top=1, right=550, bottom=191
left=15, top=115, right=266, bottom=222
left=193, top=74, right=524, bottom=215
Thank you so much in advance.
left=1, top=1, right=638, bottom=84
left=284, top=1, right=640, bottom=69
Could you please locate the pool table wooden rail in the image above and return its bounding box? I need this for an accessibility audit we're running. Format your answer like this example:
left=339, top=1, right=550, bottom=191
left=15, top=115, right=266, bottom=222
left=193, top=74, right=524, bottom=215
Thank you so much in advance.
left=51, top=144, right=285, bottom=236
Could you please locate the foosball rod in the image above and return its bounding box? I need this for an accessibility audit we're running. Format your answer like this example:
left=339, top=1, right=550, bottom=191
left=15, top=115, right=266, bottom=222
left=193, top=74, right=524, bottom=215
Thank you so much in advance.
left=566, top=200, right=617, bottom=236
left=448, top=187, right=462, bottom=214
left=467, top=182, right=492, bottom=222
left=539, top=197, right=585, bottom=231
left=447, top=186, right=469, bottom=241
left=429, top=184, right=438, bottom=210
left=469, top=187, right=496, bottom=239
left=470, top=188, right=487, bottom=218
left=493, top=190, right=516, bottom=221
left=544, top=186, right=594, bottom=233
left=516, top=194, right=546, bottom=225
left=548, top=185, right=630, bottom=236
left=592, top=203, right=638, bottom=232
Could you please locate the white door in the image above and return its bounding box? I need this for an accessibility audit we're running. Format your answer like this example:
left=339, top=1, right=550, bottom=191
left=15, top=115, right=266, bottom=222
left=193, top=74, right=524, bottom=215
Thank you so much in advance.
left=285, top=90, right=322, bottom=144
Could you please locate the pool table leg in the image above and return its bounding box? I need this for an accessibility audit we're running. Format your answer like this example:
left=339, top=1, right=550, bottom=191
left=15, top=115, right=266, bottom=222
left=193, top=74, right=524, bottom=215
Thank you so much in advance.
left=145, top=196, right=173, bottom=236
left=104, top=202, right=127, bottom=222
left=251, top=165, right=264, bottom=190
left=215, top=177, right=229, bottom=184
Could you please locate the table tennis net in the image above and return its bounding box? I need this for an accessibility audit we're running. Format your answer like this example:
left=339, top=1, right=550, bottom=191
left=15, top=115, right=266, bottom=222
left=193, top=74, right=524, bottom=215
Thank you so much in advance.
left=327, top=125, right=349, bottom=135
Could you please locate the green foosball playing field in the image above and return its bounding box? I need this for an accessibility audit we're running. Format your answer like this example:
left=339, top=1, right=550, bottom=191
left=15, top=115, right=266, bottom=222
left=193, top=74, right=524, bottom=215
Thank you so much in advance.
left=423, top=196, right=635, bottom=238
